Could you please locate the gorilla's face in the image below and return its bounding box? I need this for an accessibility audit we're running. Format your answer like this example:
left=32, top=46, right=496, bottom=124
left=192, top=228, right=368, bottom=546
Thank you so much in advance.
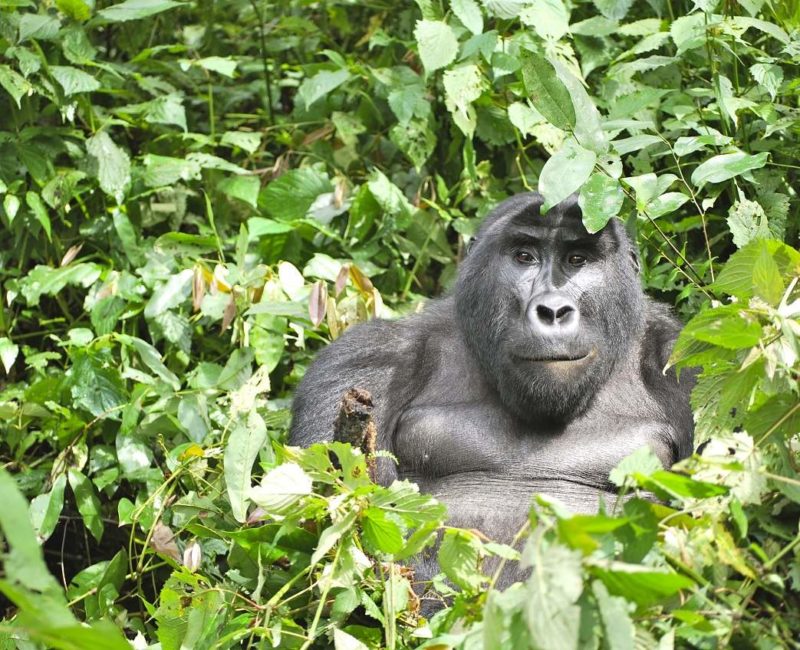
left=455, top=193, right=645, bottom=424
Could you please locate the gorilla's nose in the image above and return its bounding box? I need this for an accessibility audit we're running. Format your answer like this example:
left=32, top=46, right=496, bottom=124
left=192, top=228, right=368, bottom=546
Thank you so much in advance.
left=528, top=293, right=579, bottom=336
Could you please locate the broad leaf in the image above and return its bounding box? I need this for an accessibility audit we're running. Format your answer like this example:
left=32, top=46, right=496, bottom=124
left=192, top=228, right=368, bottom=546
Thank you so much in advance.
left=50, top=65, right=99, bottom=95
left=297, top=69, right=351, bottom=110
left=438, top=529, right=484, bottom=591
left=519, top=50, right=575, bottom=131
left=524, top=539, right=583, bottom=650
left=361, top=507, right=404, bottom=555
left=414, top=20, right=458, bottom=73
left=452, top=0, right=483, bottom=35
left=226, top=412, right=268, bottom=522
left=539, top=139, right=596, bottom=211
left=690, top=151, right=768, bottom=187
left=578, top=173, right=624, bottom=233
left=68, top=469, right=104, bottom=542
left=98, top=0, right=184, bottom=21
left=86, top=131, right=131, bottom=202
left=249, top=461, right=313, bottom=517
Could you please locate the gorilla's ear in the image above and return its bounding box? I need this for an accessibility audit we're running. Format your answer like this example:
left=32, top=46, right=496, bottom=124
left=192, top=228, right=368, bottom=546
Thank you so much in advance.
left=466, top=236, right=478, bottom=255
left=630, top=248, right=641, bottom=273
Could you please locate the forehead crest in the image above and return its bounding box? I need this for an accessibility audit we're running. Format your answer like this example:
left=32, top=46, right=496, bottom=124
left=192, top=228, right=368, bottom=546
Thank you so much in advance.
left=478, top=192, right=591, bottom=239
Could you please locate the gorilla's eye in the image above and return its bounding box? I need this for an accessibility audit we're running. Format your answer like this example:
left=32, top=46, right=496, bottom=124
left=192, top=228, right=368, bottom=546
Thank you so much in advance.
left=514, top=250, right=535, bottom=264
left=568, top=254, right=587, bottom=267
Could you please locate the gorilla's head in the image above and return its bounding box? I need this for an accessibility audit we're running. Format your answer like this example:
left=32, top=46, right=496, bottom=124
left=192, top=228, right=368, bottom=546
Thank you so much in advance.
left=455, top=192, right=645, bottom=424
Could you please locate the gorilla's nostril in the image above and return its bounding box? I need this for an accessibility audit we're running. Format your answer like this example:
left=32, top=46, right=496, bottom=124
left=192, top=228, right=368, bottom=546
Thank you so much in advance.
left=555, top=305, right=573, bottom=320
left=536, top=304, right=555, bottom=324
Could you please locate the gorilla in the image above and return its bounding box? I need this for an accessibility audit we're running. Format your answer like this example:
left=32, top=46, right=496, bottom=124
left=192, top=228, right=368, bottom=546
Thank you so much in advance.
left=290, top=192, right=693, bottom=546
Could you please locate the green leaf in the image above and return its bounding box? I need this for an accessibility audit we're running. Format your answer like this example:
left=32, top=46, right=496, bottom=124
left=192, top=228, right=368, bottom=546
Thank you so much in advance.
left=98, top=0, right=184, bottom=22
left=727, top=199, right=771, bottom=249
left=593, top=0, right=633, bottom=20
left=19, top=263, right=102, bottom=306
left=646, top=192, right=689, bottom=218
left=750, top=62, right=783, bottom=100
left=29, top=474, right=67, bottom=542
left=551, top=58, right=607, bottom=153
left=218, top=175, right=260, bottom=208
left=0, top=337, right=19, bottom=373
left=361, top=507, right=404, bottom=555
left=519, top=50, right=575, bottom=131
left=86, top=131, right=131, bottom=202
left=624, top=172, right=677, bottom=208
left=673, top=133, right=732, bottom=157
left=297, top=68, right=351, bottom=110
left=391, top=118, right=436, bottom=170
left=578, top=173, right=624, bottom=233
left=690, top=151, right=768, bottom=187
left=367, top=170, right=415, bottom=223
left=25, top=191, right=51, bottom=241
left=524, top=539, right=583, bottom=650
left=612, top=134, right=662, bottom=155
left=681, top=305, right=762, bottom=349
left=50, top=65, right=100, bottom=95
left=414, top=20, right=459, bottom=73
left=18, top=13, right=61, bottom=41
left=714, top=239, right=800, bottom=300
left=67, top=469, right=103, bottom=542
left=311, top=509, right=358, bottom=565
left=221, top=130, right=261, bottom=153
left=637, top=470, right=729, bottom=500
left=438, top=529, right=484, bottom=591
left=609, top=445, right=663, bottom=488
left=112, top=210, right=144, bottom=265
left=334, top=629, right=370, bottom=650
left=196, top=56, right=237, bottom=78
left=139, top=94, right=187, bottom=131
left=752, top=240, right=784, bottom=305
left=4, top=194, right=21, bottom=222
left=226, top=411, right=268, bottom=522
left=591, top=563, right=693, bottom=608
left=0, top=468, right=66, bottom=594
left=483, top=0, right=529, bottom=18
left=443, top=64, right=484, bottom=137
left=730, top=16, right=790, bottom=44
left=263, top=168, right=332, bottom=221
left=144, top=269, right=193, bottom=318
left=154, top=232, right=218, bottom=256
left=116, top=432, right=153, bottom=477
left=452, top=0, right=483, bottom=34
left=0, top=65, right=32, bottom=108
left=177, top=395, right=210, bottom=443
left=520, top=0, right=570, bottom=40
left=593, top=581, right=635, bottom=650
left=56, top=0, right=92, bottom=20
left=119, top=335, right=181, bottom=389
left=539, top=139, right=597, bottom=212
left=71, top=354, right=128, bottom=418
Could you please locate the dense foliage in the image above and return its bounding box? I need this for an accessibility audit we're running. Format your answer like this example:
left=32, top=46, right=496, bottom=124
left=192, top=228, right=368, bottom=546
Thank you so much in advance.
left=0, top=0, right=798, bottom=647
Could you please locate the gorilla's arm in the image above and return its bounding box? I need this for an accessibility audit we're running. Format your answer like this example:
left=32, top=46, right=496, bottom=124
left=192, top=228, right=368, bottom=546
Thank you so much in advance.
left=640, top=300, right=695, bottom=461
left=289, top=318, right=427, bottom=482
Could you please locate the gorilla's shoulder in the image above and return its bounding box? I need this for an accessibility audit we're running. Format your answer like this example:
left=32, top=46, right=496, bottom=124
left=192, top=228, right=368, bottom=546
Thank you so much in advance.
left=639, top=297, right=695, bottom=457
left=641, top=298, right=683, bottom=368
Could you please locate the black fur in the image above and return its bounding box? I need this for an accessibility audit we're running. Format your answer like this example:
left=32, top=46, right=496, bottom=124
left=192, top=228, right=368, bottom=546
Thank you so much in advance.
left=290, top=192, right=694, bottom=547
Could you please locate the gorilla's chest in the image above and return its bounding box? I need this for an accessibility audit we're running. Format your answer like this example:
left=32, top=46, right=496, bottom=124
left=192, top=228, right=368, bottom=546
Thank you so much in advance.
left=394, top=400, right=667, bottom=483
left=391, top=366, right=673, bottom=532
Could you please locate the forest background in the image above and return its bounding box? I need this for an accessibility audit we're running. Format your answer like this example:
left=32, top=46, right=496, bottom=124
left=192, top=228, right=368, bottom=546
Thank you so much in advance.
left=0, top=0, right=799, bottom=648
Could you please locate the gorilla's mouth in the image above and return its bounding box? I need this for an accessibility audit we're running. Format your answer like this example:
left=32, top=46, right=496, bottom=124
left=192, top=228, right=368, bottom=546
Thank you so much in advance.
left=513, top=349, right=595, bottom=363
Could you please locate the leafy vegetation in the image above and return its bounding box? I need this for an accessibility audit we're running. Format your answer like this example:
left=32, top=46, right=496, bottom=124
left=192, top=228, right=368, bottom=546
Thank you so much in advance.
left=0, top=0, right=798, bottom=648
